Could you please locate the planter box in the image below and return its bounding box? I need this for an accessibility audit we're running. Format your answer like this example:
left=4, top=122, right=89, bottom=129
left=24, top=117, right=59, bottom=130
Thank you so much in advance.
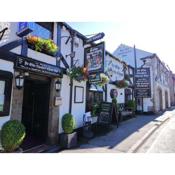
left=60, top=132, right=77, bottom=149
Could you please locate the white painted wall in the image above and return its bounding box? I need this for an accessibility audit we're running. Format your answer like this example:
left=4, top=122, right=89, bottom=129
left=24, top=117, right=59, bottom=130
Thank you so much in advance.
left=107, top=84, right=125, bottom=104
left=58, top=25, right=86, bottom=133
left=0, top=22, right=20, bottom=47
left=59, top=75, right=86, bottom=133
left=27, top=49, right=57, bottom=65
left=71, top=80, right=86, bottom=129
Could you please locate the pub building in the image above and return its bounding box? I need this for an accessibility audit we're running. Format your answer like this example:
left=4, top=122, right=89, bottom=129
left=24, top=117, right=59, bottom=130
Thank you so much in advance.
left=0, top=22, right=134, bottom=150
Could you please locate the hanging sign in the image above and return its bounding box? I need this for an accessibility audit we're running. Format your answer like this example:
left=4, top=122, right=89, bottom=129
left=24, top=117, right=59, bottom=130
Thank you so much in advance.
left=88, top=73, right=101, bottom=83
left=86, top=32, right=105, bottom=44
left=135, top=68, right=151, bottom=98
left=15, top=56, right=62, bottom=77
left=85, top=42, right=105, bottom=76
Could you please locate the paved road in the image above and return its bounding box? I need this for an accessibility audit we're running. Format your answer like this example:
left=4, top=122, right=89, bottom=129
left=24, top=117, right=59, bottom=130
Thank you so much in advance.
left=145, top=113, right=175, bottom=153
left=60, top=109, right=173, bottom=153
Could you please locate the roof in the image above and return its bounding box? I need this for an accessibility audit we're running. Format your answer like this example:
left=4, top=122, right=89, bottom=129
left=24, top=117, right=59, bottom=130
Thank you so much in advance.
left=113, top=44, right=154, bottom=68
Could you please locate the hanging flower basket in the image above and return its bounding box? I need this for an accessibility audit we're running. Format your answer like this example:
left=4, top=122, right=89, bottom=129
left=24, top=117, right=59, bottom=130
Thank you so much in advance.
left=26, top=36, right=59, bottom=56
left=115, top=79, right=128, bottom=88
left=67, top=66, right=88, bottom=82
left=97, top=73, right=109, bottom=87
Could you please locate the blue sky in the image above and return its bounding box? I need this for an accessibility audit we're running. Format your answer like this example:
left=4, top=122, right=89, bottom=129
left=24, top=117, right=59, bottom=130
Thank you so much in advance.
left=68, top=21, right=175, bottom=73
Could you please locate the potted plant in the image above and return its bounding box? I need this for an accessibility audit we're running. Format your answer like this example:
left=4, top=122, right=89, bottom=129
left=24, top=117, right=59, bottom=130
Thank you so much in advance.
left=91, top=103, right=101, bottom=123
left=26, top=35, right=59, bottom=56
left=126, top=100, right=136, bottom=116
left=0, top=120, right=26, bottom=153
left=60, top=113, right=77, bottom=149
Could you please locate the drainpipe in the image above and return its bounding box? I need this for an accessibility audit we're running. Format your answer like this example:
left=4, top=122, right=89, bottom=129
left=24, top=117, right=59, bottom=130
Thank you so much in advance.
left=133, top=45, right=138, bottom=111
left=69, top=31, right=74, bottom=113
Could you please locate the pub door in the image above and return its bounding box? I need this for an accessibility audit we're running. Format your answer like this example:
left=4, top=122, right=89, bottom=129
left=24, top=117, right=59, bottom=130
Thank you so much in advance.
left=21, top=78, right=50, bottom=150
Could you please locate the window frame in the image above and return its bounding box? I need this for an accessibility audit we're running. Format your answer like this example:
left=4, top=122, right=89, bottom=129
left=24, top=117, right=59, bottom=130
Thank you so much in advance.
left=0, top=70, right=13, bottom=117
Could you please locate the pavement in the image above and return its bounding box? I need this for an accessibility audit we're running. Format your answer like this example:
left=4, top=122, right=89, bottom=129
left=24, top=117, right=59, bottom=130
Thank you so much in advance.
left=145, top=111, right=175, bottom=153
left=60, top=109, right=174, bottom=153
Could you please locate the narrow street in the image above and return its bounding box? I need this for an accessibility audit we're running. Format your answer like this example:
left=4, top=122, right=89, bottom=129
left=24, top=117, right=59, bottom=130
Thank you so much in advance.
left=60, top=108, right=175, bottom=153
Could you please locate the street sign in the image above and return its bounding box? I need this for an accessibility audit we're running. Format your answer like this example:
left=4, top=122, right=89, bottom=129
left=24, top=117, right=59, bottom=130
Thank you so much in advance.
left=135, top=68, right=151, bottom=98
left=86, top=32, right=105, bottom=44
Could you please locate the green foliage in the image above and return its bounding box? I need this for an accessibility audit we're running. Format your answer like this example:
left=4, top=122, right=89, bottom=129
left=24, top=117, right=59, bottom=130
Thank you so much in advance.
left=92, top=103, right=101, bottom=116
left=26, top=36, right=58, bottom=56
left=115, top=80, right=128, bottom=88
left=67, top=66, right=88, bottom=82
left=62, top=113, right=76, bottom=134
left=97, top=73, right=109, bottom=87
left=1, top=120, right=26, bottom=152
left=126, top=100, right=136, bottom=111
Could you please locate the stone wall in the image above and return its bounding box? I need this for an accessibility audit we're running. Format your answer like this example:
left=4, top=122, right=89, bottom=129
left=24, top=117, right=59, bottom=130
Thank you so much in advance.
left=11, top=75, right=24, bottom=121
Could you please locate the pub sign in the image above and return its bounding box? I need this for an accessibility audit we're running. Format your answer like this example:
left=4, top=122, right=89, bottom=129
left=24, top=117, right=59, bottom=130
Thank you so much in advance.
left=135, top=68, right=151, bottom=98
left=85, top=42, right=105, bottom=75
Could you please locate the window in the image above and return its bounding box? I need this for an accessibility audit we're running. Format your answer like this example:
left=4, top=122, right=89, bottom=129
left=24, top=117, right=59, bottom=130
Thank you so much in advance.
left=86, top=91, right=103, bottom=112
left=29, top=22, right=53, bottom=39
left=0, top=70, right=13, bottom=117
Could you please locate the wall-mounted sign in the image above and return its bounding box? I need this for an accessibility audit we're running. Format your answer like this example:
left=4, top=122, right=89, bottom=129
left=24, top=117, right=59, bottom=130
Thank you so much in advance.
left=110, top=89, right=118, bottom=99
left=54, top=96, right=62, bottom=106
left=17, top=22, right=33, bottom=37
left=85, top=42, right=105, bottom=75
left=15, top=57, right=62, bottom=77
left=88, top=73, right=101, bottom=83
left=86, top=32, right=105, bottom=44
left=135, top=68, right=151, bottom=98
left=105, top=57, right=124, bottom=81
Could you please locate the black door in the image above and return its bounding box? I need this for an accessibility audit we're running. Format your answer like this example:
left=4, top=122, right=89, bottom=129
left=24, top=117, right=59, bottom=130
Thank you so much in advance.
left=21, top=78, right=50, bottom=149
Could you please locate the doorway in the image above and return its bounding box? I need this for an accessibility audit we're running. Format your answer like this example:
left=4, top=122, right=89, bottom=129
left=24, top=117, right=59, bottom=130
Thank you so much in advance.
left=21, top=78, right=50, bottom=150
left=165, top=91, right=169, bottom=108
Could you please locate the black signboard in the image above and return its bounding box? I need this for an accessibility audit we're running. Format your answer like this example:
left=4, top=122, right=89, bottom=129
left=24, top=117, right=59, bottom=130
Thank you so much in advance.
left=86, top=33, right=105, bottom=44
left=88, top=73, right=101, bottom=83
left=15, top=56, right=62, bottom=77
left=98, top=102, right=112, bottom=125
left=135, top=68, right=151, bottom=98
left=85, top=42, right=105, bottom=76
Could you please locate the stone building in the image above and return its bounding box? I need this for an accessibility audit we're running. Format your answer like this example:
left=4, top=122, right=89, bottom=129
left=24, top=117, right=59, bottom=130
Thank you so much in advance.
left=113, top=44, right=173, bottom=113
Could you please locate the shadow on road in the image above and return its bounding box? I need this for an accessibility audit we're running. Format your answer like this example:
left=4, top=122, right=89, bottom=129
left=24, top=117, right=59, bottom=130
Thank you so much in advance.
left=76, top=110, right=172, bottom=151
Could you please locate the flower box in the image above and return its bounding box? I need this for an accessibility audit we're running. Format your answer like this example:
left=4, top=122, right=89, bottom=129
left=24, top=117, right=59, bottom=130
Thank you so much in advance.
left=26, top=36, right=59, bottom=57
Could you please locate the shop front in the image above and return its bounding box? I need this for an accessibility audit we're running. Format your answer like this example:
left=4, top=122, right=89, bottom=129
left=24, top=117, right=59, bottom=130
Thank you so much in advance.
left=11, top=56, right=62, bottom=149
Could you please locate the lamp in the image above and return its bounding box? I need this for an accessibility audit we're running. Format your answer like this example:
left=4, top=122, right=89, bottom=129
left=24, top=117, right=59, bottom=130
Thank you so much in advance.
left=55, top=79, right=62, bottom=91
left=15, top=74, right=24, bottom=89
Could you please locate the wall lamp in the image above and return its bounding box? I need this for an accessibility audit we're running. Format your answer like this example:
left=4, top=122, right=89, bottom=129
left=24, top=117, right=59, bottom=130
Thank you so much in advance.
left=55, top=79, right=62, bottom=91
left=15, top=74, right=24, bottom=89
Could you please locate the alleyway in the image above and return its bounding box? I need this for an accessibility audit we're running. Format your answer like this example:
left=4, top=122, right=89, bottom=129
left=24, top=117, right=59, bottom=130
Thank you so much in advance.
left=60, top=109, right=175, bottom=153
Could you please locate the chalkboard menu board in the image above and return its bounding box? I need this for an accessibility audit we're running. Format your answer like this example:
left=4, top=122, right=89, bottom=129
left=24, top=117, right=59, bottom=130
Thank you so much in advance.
left=98, top=102, right=112, bottom=124
left=135, top=68, right=151, bottom=98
